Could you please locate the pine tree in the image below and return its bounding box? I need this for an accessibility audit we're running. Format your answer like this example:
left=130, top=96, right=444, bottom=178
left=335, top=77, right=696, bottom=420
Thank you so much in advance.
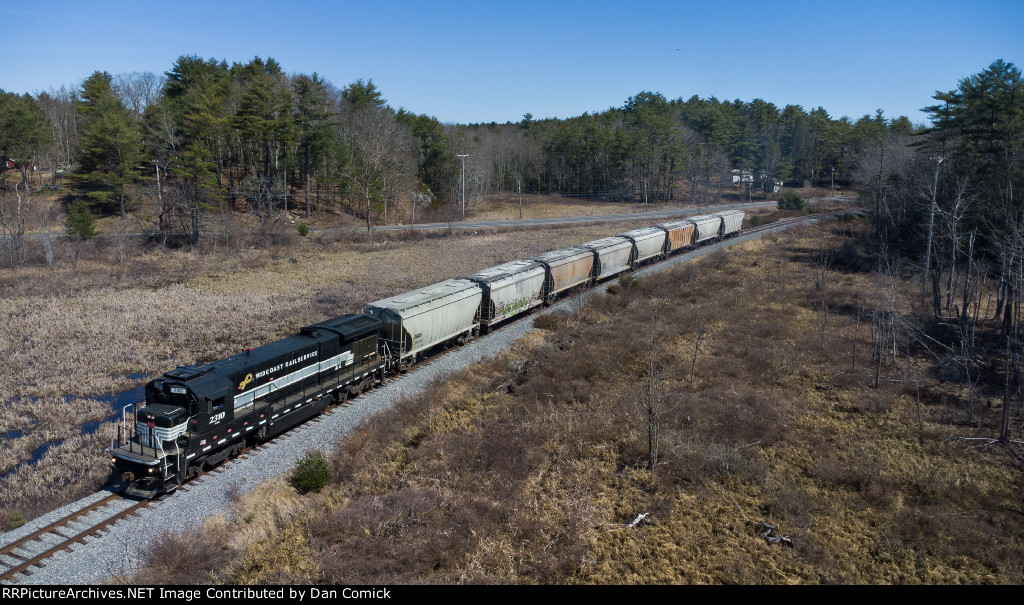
left=71, top=72, right=143, bottom=218
left=293, top=73, right=334, bottom=217
left=0, top=91, right=53, bottom=191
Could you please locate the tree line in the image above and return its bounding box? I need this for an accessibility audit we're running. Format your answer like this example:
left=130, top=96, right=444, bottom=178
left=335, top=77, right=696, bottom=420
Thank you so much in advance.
left=2, top=54, right=914, bottom=244
left=839, top=59, right=1024, bottom=446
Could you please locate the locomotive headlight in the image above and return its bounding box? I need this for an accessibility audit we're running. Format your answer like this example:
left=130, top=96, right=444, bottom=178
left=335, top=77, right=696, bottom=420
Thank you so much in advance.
left=147, top=468, right=153, bottom=474
left=111, top=458, right=116, bottom=465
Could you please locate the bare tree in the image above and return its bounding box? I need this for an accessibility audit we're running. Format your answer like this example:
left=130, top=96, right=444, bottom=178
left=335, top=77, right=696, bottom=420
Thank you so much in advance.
left=689, top=305, right=708, bottom=381
left=36, top=202, right=58, bottom=267
left=339, top=105, right=416, bottom=233
left=0, top=189, right=27, bottom=267
left=113, top=71, right=166, bottom=118
left=36, top=86, right=80, bottom=176
left=622, top=301, right=671, bottom=470
left=815, top=248, right=835, bottom=350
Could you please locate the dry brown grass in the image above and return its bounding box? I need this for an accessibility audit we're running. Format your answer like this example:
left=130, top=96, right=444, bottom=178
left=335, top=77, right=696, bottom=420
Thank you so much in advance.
left=119, top=476, right=311, bottom=585
left=0, top=421, right=118, bottom=526
left=465, top=193, right=682, bottom=221
left=128, top=217, right=1024, bottom=584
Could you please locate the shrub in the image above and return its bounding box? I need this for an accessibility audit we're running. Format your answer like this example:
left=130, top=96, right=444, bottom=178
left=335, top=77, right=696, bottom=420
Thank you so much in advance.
left=533, top=313, right=562, bottom=331
left=292, top=450, right=331, bottom=493
left=777, top=191, right=805, bottom=211
left=750, top=215, right=762, bottom=226
left=5, top=511, right=25, bottom=530
left=131, top=527, right=234, bottom=584
left=66, top=200, right=97, bottom=239
left=617, top=273, right=643, bottom=291
left=297, top=223, right=310, bottom=237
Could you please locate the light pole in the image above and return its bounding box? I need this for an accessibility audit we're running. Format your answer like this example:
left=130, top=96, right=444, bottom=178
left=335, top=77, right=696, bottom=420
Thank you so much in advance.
left=457, top=153, right=468, bottom=220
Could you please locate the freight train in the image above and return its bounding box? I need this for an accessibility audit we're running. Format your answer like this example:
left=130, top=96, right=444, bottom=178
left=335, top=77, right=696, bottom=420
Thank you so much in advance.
left=110, top=210, right=743, bottom=497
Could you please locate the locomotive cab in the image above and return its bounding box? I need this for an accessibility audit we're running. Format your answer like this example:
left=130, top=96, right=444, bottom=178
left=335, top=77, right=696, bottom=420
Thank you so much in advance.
left=110, top=379, right=200, bottom=497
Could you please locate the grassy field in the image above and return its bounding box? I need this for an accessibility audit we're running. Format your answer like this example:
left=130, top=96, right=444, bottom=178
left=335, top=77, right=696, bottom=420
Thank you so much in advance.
left=127, top=218, right=1023, bottom=584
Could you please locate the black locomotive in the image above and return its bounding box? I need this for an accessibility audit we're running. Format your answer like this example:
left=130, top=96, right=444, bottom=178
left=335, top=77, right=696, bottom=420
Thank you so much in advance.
left=110, top=314, right=383, bottom=496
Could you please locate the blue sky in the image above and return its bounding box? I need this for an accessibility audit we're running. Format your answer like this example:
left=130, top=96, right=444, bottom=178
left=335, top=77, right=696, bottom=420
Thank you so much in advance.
left=2, top=0, right=1021, bottom=125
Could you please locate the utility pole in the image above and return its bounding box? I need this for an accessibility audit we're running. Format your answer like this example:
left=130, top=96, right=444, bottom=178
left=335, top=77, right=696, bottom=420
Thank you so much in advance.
left=517, top=177, right=523, bottom=220
left=643, top=177, right=648, bottom=211
left=457, top=153, right=469, bottom=220
left=831, top=165, right=835, bottom=198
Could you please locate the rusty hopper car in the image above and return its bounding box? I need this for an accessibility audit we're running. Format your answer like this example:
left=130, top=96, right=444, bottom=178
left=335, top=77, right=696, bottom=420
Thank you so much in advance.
left=364, top=279, right=483, bottom=369
left=658, top=219, right=697, bottom=253
left=688, top=214, right=723, bottom=243
left=463, top=260, right=546, bottom=330
left=618, top=227, right=668, bottom=265
left=531, top=247, right=596, bottom=302
left=111, top=314, right=382, bottom=497
left=714, top=210, right=745, bottom=236
left=581, top=237, right=635, bottom=280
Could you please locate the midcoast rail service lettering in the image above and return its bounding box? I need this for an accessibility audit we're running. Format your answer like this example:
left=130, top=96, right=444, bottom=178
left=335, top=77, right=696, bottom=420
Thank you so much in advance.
left=1, top=587, right=391, bottom=601
left=255, top=351, right=319, bottom=380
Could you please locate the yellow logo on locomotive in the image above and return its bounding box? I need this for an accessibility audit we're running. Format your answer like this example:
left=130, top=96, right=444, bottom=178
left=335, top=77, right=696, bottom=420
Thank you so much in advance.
left=238, top=373, right=253, bottom=390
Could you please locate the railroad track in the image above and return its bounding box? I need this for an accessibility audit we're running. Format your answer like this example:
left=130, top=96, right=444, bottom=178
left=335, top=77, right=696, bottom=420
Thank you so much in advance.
left=0, top=209, right=843, bottom=584
left=0, top=493, right=158, bottom=583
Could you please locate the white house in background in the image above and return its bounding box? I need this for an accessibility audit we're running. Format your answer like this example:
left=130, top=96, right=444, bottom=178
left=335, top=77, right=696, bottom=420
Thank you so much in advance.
left=730, top=169, right=753, bottom=183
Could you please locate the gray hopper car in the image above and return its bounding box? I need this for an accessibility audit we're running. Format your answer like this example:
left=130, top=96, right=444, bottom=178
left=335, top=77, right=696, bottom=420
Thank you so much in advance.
left=618, top=227, right=668, bottom=265
left=463, top=260, right=546, bottom=330
left=581, top=237, right=634, bottom=280
left=364, top=279, right=482, bottom=368
left=688, top=214, right=723, bottom=243
left=714, top=210, right=745, bottom=236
